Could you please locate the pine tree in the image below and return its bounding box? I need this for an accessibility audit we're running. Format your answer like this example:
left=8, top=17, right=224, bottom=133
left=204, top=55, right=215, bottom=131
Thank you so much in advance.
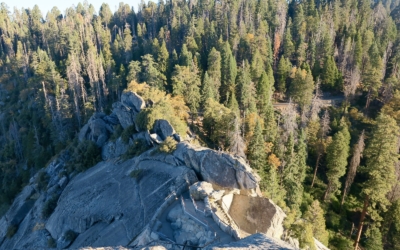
left=324, top=124, right=351, bottom=201
left=171, top=65, right=201, bottom=114
left=127, top=61, right=141, bottom=83
left=365, top=226, right=384, bottom=250
left=207, top=48, right=222, bottom=101
left=354, top=33, right=363, bottom=67
left=123, top=25, right=133, bottom=63
left=180, top=44, right=192, bottom=67
left=354, top=114, right=399, bottom=249
left=157, top=40, right=169, bottom=76
left=237, top=61, right=257, bottom=113
left=141, top=54, right=166, bottom=90
left=221, top=41, right=237, bottom=103
left=283, top=19, right=295, bottom=60
left=257, top=71, right=276, bottom=142
left=201, top=71, right=215, bottom=107
left=257, top=72, right=274, bottom=116
left=321, top=56, right=341, bottom=90
left=364, top=43, right=383, bottom=109
left=227, top=89, right=240, bottom=114
left=284, top=129, right=308, bottom=212
left=289, top=67, right=314, bottom=111
left=304, top=200, right=329, bottom=245
left=247, top=119, right=266, bottom=171
left=99, top=3, right=112, bottom=27
left=382, top=199, right=400, bottom=248
left=277, top=56, right=291, bottom=94
left=341, top=130, right=365, bottom=207
left=251, top=50, right=264, bottom=81
left=311, top=110, right=331, bottom=188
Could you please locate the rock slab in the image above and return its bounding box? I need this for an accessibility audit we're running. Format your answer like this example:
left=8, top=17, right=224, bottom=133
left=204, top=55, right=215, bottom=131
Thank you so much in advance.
left=226, top=195, right=286, bottom=239
left=173, top=142, right=259, bottom=191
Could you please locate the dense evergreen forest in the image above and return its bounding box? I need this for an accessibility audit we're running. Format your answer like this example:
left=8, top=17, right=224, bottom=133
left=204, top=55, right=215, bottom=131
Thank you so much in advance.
left=1, top=0, right=400, bottom=248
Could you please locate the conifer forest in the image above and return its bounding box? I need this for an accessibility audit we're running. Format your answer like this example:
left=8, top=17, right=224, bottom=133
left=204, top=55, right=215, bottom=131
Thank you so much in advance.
left=0, top=0, right=400, bottom=249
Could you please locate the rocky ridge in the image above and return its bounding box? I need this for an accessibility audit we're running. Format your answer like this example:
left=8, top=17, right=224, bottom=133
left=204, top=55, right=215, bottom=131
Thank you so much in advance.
left=0, top=90, right=328, bottom=250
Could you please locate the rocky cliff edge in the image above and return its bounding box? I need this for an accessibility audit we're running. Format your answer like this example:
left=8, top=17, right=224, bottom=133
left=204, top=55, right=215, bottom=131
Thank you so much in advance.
left=0, top=90, right=327, bottom=250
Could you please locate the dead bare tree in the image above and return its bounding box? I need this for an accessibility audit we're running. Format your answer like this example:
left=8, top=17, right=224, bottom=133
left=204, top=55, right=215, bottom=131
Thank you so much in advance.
left=229, top=114, right=246, bottom=159
left=308, top=79, right=323, bottom=122
left=67, top=53, right=86, bottom=127
left=86, top=45, right=108, bottom=112
left=344, top=67, right=360, bottom=102
left=341, top=130, right=365, bottom=207
left=311, top=110, right=331, bottom=188
left=388, top=161, right=400, bottom=203
left=9, top=120, right=23, bottom=161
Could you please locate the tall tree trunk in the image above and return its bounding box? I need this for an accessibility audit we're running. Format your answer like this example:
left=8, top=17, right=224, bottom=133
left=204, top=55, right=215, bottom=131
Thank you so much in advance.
left=365, top=89, right=372, bottom=109
left=323, top=183, right=330, bottom=201
left=311, top=153, right=321, bottom=188
left=354, top=195, right=369, bottom=250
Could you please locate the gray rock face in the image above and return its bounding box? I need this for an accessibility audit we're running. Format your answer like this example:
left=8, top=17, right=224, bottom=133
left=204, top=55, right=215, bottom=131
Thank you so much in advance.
left=121, top=91, right=146, bottom=113
left=132, top=131, right=155, bottom=147
left=189, top=182, right=214, bottom=200
left=0, top=153, right=198, bottom=249
left=113, top=92, right=145, bottom=129
left=130, top=233, right=296, bottom=250
left=153, top=119, right=175, bottom=141
left=5, top=186, right=36, bottom=226
left=45, top=157, right=197, bottom=248
left=0, top=90, right=292, bottom=250
left=150, top=133, right=163, bottom=144
left=173, top=142, right=259, bottom=191
left=206, top=233, right=294, bottom=250
left=0, top=159, right=68, bottom=250
left=102, top=138, right=129, bottom=160
left=112, top=102, right=136, bottom=129
left=167, top=206, right=215, bottom=246
left=79, top=113, right=115, bottom=147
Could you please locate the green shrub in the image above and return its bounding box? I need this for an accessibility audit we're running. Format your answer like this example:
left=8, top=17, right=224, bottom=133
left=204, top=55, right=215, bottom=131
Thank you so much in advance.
left=122, top=139, right=150, bottom=160
left=64, top=229, right=77, bottom=242
left=135, top=98, right=187, bottom=136
left=42, top=194, right=59, bottom=219
left=157, top=137, right=177, bottom=154
left=121, top=125, right=137, bottom=144
left=109, top=124, right=123, bottom=142
left=328, top=232, right=353, bottom=250
left=129, top=169, right=144, bottom=180
left=292, top=221, right=316, bottom=250
left=47, top=237, right=56, bottom=248
left=35, top=171, right=49, bottom=192
left=6, top=224, right=18, bottom=238
left=69, top=140, right=102, bottom=172
left=326, top=210, right=342, bottom=231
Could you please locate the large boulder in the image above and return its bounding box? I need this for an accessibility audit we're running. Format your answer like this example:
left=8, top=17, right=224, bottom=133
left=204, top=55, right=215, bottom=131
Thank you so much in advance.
left=113, top=92, right=145, bottom=129
left=79, top=113, right=114, bottom=147
left=189, top=182, right=214, bottom=200
left=153, top=119, right=175, bottom=141
left=121, top=91, right=146, bottom=113
left=112, top=102, right=136, bottom=129
left=173, top=142, right=259, bottom=191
